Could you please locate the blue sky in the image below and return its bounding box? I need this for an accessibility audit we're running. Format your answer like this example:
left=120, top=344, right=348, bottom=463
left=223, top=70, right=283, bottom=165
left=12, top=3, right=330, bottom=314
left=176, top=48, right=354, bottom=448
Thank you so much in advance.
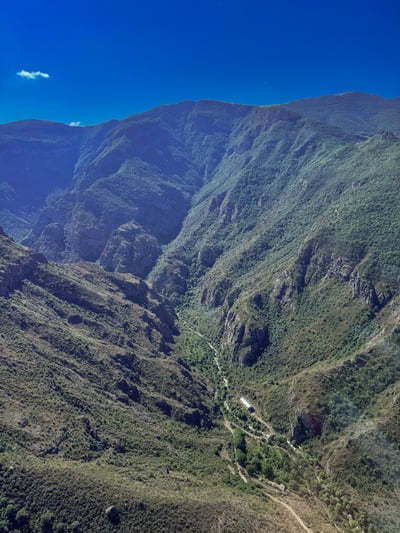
left=1, top=0, right=399, bottom=125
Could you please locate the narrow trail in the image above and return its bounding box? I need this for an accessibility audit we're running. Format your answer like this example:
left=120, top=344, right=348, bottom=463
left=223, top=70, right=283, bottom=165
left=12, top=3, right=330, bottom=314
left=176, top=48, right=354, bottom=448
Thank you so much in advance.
left=251, top=412, right=274, bottom=435
left=234, top=460, right=313, bottom=533
left=264, top=493, right=314, bottom=533
left=224, top=420, right=248, bottom=483
left=193, top=330, right=229, bottom=388
left=229, top=418, right=268, bottom=442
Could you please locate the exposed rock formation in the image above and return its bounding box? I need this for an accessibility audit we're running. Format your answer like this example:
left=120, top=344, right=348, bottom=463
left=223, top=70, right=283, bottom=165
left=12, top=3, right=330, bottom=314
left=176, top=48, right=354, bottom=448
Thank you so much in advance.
left=291, top=411, right=322, bottom=445
left=152, top=258, right=190, bottom=306
left=221, top=309, right=269, bottom=366
left=99, top=221, right=161, bottom=277
left=0, top=229, right=47, bottom=297
left=349, top=270, right=392, bottom=307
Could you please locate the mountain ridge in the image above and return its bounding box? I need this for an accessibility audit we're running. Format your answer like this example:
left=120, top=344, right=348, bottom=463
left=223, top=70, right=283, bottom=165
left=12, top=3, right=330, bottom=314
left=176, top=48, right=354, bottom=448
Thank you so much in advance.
left=285, top=91, right=400, bottom=136
left=1, top=91, right=400, bottom=530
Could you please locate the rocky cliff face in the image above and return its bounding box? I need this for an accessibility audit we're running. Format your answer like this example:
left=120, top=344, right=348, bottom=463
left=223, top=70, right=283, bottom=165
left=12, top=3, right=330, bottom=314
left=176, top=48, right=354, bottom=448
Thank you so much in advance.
left=0, top=227, right=47, bottom=297
left=18, top=101, right=252, bottom=274
left=349, top=269, right=392, bottom=308
left=281, top=241, right=394, bottom=310
left=221, top=308, right=269, bottom=366
left=99, top=221, right=161, bottom=278
left=291, top=411, right=322, bottom=445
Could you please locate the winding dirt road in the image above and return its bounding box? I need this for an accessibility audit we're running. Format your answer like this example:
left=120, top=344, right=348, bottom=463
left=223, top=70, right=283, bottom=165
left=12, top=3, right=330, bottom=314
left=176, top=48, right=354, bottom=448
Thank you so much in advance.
left=196, top=330, right=314, bottom=533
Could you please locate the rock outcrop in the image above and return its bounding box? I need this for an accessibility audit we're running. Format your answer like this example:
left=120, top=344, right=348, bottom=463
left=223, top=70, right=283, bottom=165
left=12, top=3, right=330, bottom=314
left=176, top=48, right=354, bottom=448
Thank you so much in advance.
left=99, top=221, right=161, bottom=278
left=291, top=411, right=322, bottom=445
left=221, top=309, right=269, bottom=366
left=152, top=258, right=190, bottom=306
left=349, top=270, right=392, bottom=308
left=274, top=242, right=392, bottom=310
left=0, top=229, right=47, bottom=297
left=197, top=244, right=223, bottom=268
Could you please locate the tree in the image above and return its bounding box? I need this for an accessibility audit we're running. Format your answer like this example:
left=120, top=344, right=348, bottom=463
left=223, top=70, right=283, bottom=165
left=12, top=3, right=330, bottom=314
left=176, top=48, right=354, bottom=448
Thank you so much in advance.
left=246, top=456, right=261, bottom=476
left=262, top=460, right=275, bottom=480
left=15, top=508, right=30, bottom=530
left=233, top=429, right=246, bottom=453
left=39, top=512, right=55, bottom=533
left=236, top=448, right=247, bottom=467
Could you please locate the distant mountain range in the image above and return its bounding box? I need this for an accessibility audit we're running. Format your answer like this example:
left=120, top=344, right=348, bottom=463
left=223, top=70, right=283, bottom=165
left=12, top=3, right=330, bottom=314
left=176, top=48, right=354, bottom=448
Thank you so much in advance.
left=285, top=92, right=400, bottom=136
left=0, top=92, right=399, bottom=531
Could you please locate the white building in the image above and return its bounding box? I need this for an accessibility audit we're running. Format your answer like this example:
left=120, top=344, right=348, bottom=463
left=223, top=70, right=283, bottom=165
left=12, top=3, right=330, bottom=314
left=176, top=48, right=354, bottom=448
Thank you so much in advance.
left=240, top=397, right=255, bottom=412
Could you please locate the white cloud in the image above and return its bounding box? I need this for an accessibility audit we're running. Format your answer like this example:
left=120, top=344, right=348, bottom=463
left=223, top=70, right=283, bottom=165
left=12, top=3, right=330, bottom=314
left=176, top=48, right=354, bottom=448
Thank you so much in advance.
left=69, top=121, right=83, bottom=127
left=17, top=70, right=50, bottom=80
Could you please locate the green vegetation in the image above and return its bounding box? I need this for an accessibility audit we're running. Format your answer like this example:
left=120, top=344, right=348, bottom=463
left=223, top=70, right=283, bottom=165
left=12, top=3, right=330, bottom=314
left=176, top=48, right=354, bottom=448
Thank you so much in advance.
left=1, top=93, right=400, bottom=530
left=1, top=233, right=322, bottom=532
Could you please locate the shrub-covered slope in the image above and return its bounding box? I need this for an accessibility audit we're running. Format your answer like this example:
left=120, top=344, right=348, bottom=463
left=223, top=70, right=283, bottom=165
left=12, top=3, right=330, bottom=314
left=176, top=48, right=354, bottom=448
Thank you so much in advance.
left=1, top=230, right=285, bottom=532
left=1, top=93, right=395, bottom=277
left=22, top=101, right=251, bottom=272
left=285, top=92, right=400, bottom=136
left=1, top=92, right=399, bottom=530
left=148, top=99, right=400, bottom=529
